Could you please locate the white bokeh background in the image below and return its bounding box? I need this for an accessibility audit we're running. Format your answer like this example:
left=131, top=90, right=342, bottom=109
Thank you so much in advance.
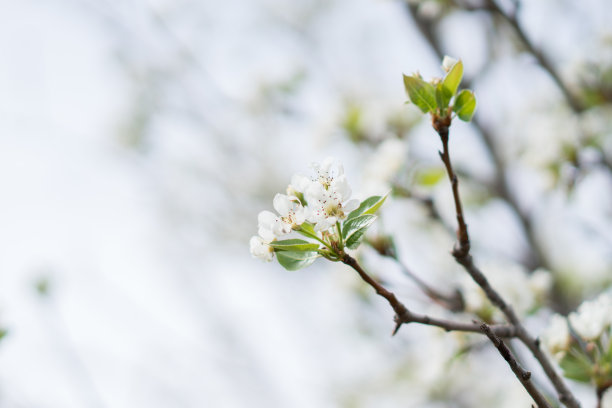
left=0, top=0, right=611, bottom=407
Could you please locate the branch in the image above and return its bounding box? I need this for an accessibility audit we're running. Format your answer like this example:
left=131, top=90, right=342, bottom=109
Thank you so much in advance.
left=435, top=124, right=581, bottom=407
left=480, top=323, right=553, bottom=408
left=341, top=254, right=514, bottom=337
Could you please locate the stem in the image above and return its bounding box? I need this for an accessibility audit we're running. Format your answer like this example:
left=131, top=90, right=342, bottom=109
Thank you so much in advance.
left=336, top=221, right=344, bottom=249
left=437, top=124, right=470, bottom=257
left=480, top=323, right=553, bottom=408
left=341, top=254, right=514, bottom=337
left=436, top=124, right=581, bottom=408
left=298, top=228, right=333, bottom=251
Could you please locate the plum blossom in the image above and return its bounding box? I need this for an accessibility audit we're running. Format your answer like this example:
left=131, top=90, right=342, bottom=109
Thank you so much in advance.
left=305, top=158, right=359, bottom=231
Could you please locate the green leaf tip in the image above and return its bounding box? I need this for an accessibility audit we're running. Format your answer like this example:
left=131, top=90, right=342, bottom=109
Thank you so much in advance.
left=403, top=74, right=437, bottom=113
left=441, top=60, right=463, bottom=106
left=453, top=89, right=476, bottom=121
left=346, top=193, right=389, bottom=222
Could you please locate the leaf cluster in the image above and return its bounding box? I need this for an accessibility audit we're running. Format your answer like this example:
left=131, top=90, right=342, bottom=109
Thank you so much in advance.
left=403, top=60, right=476, bottom=122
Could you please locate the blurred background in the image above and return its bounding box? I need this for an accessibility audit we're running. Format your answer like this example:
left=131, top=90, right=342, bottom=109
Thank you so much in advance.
left=0, top=0, right=611, bottom=407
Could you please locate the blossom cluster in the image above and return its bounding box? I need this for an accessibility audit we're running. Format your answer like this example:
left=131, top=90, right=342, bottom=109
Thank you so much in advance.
left=541, top=293, right=612, bottom=387
left=250, top=158, right=360, bottom=262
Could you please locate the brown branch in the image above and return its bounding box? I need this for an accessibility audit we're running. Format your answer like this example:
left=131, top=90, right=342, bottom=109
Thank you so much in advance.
left=341, top=254, right=514, bottom=337
left=435, top=123, right=581, bottom=407
left=480, top=323, right=553, bottom=408
left=436, top=122, right=471, bottom=258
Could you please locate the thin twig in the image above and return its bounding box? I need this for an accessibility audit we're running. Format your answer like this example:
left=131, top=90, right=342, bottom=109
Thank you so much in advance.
left=435, top=122, right=581, bottom=407
left=480, top=323, right=553, bottom=408
left=341, top=254, right=514, bottom=337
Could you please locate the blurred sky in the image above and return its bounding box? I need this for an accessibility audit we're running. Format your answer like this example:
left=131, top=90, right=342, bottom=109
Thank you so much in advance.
left=0, top=0, right=611, bottom=407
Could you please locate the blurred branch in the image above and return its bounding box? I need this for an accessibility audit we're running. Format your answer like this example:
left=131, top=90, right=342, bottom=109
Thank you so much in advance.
left=482, top=0, right=584, bottom=113
left=480, top=323, right=553, bottom=408
left=404, top=2, right=549, bottom=271
left=433, top=119, right=581, bottom=407
left=341, top=254, right=514, bottom=337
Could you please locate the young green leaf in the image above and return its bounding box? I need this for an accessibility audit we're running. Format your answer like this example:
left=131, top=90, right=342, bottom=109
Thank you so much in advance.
left=342, top=214, right=377, bottom=249
left=435, top=82, right=452, bottom=110
left=346, top=194, right=388, bottom=221
left=276, top=250, right=319, bottom=271
left=403, top=74, right=437, bottom=113
left=296, top=222, right=317, bottom=238
left=416, top=167, right=445, bottom=187
left=453, top=89, right=476, bottom=121
left=269, top=239, right=320, bottom=252
left=442, top=60, right=463, bottom=100
left=559, top=354, right=592, bottom=383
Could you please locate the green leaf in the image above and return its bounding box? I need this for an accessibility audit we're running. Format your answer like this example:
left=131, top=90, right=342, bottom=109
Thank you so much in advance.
left=403, top=74, right=437, bottom=113
left=416, top=167, right=445, bottom=187
left=435, top=82, right=451, bottom=111
left=442, top=60, right=463, bottom=101
left=297, top=222, right=316, bottom=236
left=346, top=194, right=388, bottom=221
left=559, top=354, right=592, bottom=383
left=453, top=89, right=476, bottom=121
left=342, top=214, right=377, bottom=249
left=269, top=239, right=320, bottom=252
left=276, top=250, right=319, bottom=271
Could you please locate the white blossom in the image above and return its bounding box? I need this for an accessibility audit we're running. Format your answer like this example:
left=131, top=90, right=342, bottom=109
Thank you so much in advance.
left=286, top=173, right=311, bottom=198
left=249, top=236, right=274, bottom=262
left=363, top=138, right=406, bottom=194
left=569, top=293, right=612, bottom=341
left=305, top=158, right=359, bottom=231
left=541, top=314, right=570, bottom=361
left=528, top=268, right=553, bottom=304
left=273, top=193, right=307, bottom=231
left=257, top=210, right=283, bottom=241
left=442, top=55, right=459, bottom=73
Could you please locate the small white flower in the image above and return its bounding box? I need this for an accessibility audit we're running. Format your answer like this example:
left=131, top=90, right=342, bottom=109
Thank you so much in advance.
left=257, top=210, right=283, bottom=241
left=569, top=293, right=612, bottom=341
left=528, top=268, right=553, bottom=304
left=541, top=314, right=570, bottom=361
left=287, top=174, right=312, bottom=197
left=273, top=193, right=307, bottom=232
left=305, top=158, right=359, bottom=231
left=250, top=236, right=274, bottom=262
left=442, top=55, right=459, bottom=72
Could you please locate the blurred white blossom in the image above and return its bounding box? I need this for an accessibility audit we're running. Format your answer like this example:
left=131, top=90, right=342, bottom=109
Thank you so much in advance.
left=541, top=314, right=570, bottom=361
left=363, top=138, right=406, bottom=195
left=569, top=293, right=612, bottom=341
